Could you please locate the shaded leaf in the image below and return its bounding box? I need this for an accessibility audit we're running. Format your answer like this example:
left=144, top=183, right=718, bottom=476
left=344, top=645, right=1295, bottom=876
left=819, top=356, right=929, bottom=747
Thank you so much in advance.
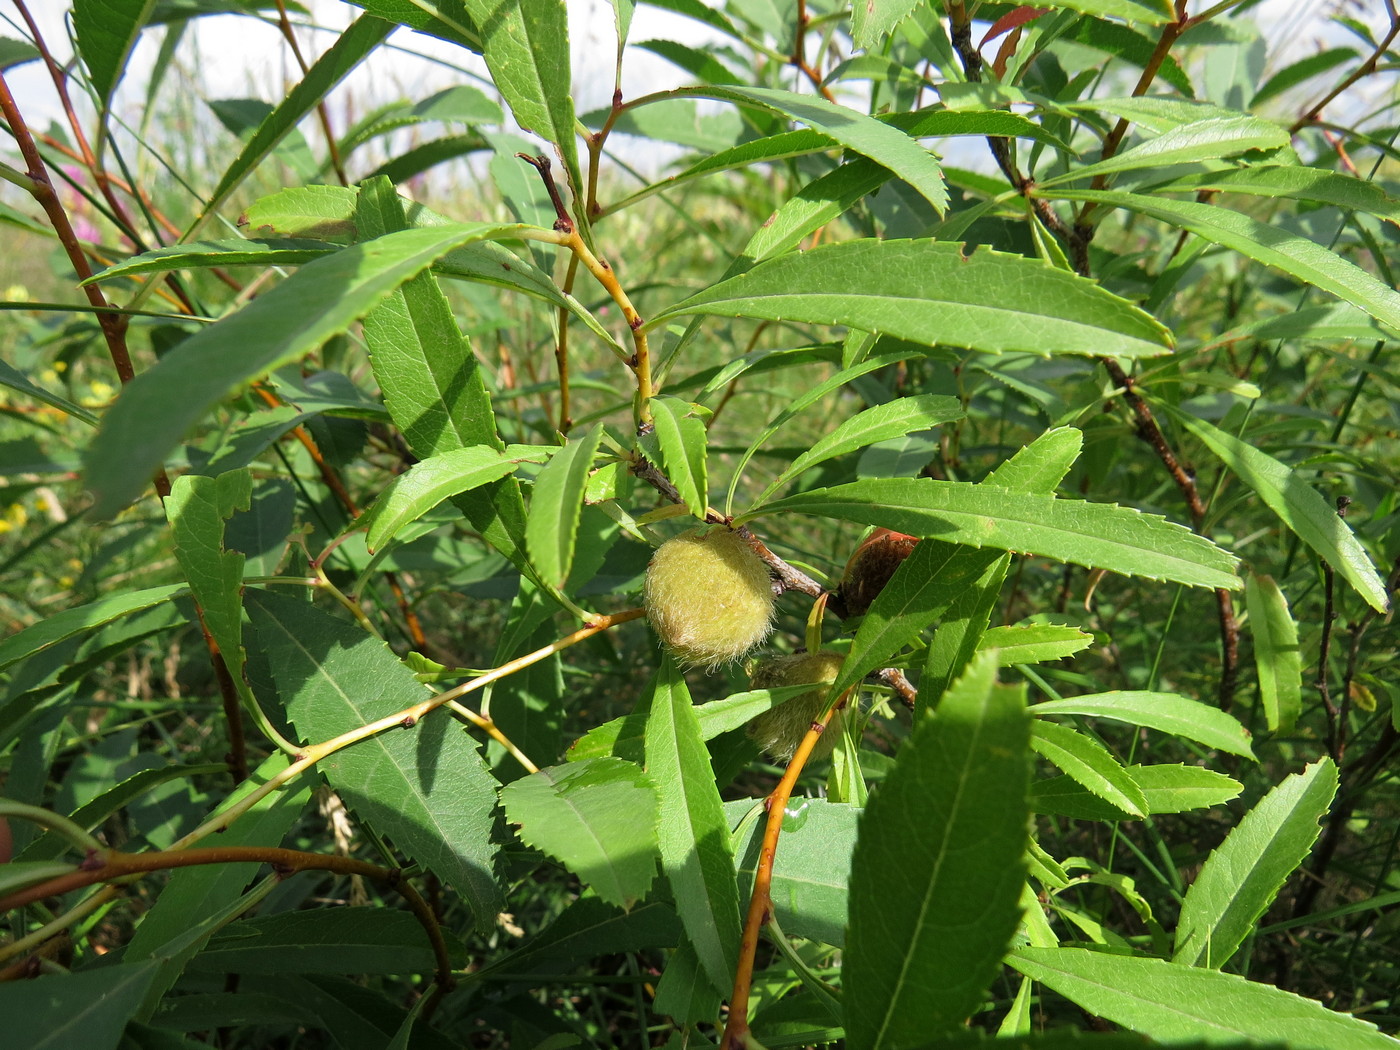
left=468, top=896, right=679, bottom=982
left=86, top=221, right=537, bottom=518
left=643, top=654, right=742, bottom=996
left=726, top=797, right=860, bottom=948
left=0, top=960, right=159, bottom=1050
left=501, top=758, right=659, bottom=910
left=123, top=753, right=314, bottom=1014
left=245, top=589, right=503, bottom=927
left=1245, top=574, right=1304, bottom=733
left=845, top=653, right=1030, bottom=1047
left=190, top=910, right=459, bottom=975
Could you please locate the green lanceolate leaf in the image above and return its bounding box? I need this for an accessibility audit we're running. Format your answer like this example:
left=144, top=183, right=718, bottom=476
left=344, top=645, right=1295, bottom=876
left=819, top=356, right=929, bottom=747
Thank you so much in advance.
left=1174, top=758, right=1338, bottom=969
left=0, top=584, right=188, bottom=674
left=72, top=0, right=155, bottom=112
left=84, top=239, right=335, bottom=283
left=742, top=156, right=892, bottom=265
left=0, top=358, right=98, bottom=426
left=1162, top=407, right=1388, bottom=612
left=1245, top=574, right=1304, bottom=733
left=189, top=910, right=460, bottom=975
left=845, top=653, right=1030, bottom=1048
left=1043, top=188, right=1400, bottom=339
left=759, top=393, right=963, bottom=503
left=649, top=240, right=1172, bottom=360
left=352, top=179, right=549, bottom=588
left=923, top=428, right=1084, bottom=707
left=123, top=753, right=314, bottom=1013
left=86, top=221, right=538, bottom=518
left=1033, top=763, right=1242, bottom=820
left=463, top=0, right=582, bottom=202
left=669, top=85, right=947, bottom=214
left=567, top=683, right=820, bottom=763
left=851, top=0, right=922, bottom=49
left=245, top=589, right=504, bottom=927
left=1030, top=719, right=1147, bottom=818
left=524, top=423, right=605, bottom=589
left=501, top=757, right=660, bottom=910
left=833, top=540, right=1005, bottom=698
left=979, top=624, right=1093, bottom=665
left=724, top=350, right=911, bottom=509
left=241, top=185, right=612, bottom=337
left=1252, top=48, right=1358, bottom=107
left=1152, top=165, right=1400, bottom=223
left=18, top=762, right=227, bottom=862
left=1010, top=945, right=1397, bottom=1049
left=1031, top=691, right=1255, bottom=759
left=742, top=477, right=1240, bottom=591
left=1040, top=116, right=1290, bottom=186
left=0, top=861, right=79, bottom=897
left=195, top=14, right=393, bottom=232
left=643, top=654, right=742, bottom=997
left=1029, top=0, right=1172, bottom=24
left=164, top=470, right=252, bottom=677
left=346, top=0, right=480, bottom=50
left=357, top=446, right=544, bottom=552
left=641, top=398, right=709, bottom=519
left=1, top=959, right=160, bottom=1050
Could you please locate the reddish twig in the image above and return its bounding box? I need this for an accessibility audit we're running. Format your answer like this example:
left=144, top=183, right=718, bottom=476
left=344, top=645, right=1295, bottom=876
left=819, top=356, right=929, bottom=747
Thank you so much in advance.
left=1290, top=13, right=1400, bottom=134
left=792, top=0, right=836, bottom=102
left=0, top=845, right=455, bottom=1013
left=273, top=0, right=349, bottom=186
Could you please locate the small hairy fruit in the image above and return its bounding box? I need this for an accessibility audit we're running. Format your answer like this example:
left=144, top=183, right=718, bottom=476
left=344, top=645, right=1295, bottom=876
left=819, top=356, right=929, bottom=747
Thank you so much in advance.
left=644, top=525, right=774, bottom=667
left=839, top=528, right=919, bottom=616
left=747, top=651, right=847, bottom=762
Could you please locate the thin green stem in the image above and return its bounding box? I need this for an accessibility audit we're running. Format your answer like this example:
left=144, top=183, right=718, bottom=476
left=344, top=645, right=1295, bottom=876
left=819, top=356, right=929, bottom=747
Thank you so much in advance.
left=0, top=802, right=104, bottom=855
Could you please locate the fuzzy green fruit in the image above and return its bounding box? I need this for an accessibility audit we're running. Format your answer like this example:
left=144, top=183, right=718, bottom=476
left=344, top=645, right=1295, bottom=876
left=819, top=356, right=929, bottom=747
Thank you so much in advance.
left=644, top=525, right=775, bottom=667
left=746, top=650, right=847, bottom=761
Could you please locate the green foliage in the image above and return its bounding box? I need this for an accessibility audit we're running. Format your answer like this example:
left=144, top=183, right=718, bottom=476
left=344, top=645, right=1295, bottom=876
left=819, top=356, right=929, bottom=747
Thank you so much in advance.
left=2, top=1, right=1399, bottom=1047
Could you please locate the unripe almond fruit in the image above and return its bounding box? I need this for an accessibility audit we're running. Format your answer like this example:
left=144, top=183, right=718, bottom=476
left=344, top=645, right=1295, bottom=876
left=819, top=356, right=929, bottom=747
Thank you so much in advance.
left=746, top=650, right=847, bottom=761
left=644, top=525, right=775, bottom=668
left=839, top=528, right=918, bottom=616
